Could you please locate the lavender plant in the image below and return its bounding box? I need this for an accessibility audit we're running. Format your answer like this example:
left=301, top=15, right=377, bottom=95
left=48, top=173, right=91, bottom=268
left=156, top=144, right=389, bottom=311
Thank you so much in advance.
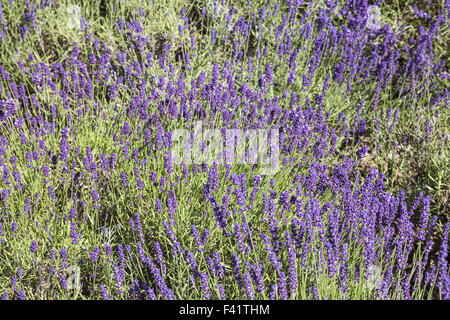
left=0, top=0, right=448, bottom=300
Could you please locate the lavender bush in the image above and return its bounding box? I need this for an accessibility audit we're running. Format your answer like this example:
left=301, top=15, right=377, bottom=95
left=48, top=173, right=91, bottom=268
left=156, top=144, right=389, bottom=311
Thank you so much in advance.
left=0, top=0, right=448, bottom=300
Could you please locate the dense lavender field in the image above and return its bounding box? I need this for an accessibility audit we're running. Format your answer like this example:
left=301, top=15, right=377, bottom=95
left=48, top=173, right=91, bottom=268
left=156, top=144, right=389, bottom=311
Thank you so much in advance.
left=0, top=0, right=448, bottom=300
